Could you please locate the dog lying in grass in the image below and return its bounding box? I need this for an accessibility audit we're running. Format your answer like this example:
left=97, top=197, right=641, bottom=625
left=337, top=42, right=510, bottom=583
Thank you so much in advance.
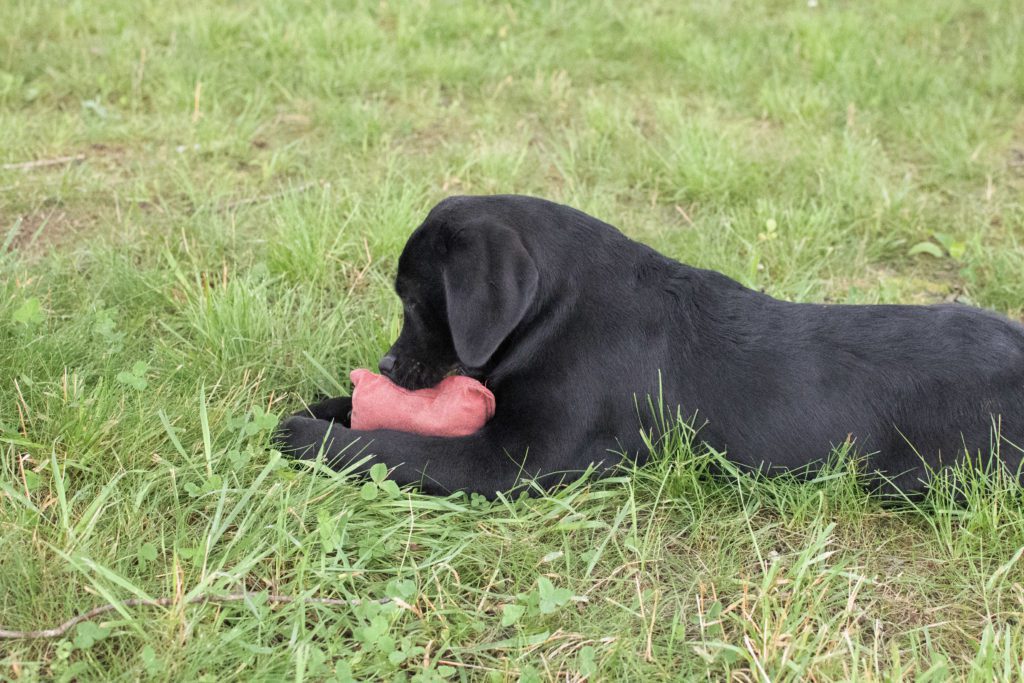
left=277, top=195, right=1024, bottom=497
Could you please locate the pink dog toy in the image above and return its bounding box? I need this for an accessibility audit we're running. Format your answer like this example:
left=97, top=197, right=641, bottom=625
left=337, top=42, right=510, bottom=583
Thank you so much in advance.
left=349, top=369, right=495, bottom=437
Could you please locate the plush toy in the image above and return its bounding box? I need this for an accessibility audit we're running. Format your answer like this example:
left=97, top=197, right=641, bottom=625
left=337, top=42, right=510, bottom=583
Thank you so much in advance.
left=349, top=369, right=495, bottom=437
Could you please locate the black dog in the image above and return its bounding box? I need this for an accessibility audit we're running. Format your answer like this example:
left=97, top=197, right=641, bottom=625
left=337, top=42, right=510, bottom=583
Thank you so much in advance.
left=277, top=195, right=1024, bottom=497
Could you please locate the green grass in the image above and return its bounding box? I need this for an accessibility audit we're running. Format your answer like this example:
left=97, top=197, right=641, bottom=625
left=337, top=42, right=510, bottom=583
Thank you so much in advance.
left=2, top=0, right=1024, bottom=679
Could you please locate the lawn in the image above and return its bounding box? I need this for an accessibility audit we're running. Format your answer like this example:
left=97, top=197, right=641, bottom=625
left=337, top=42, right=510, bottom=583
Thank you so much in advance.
left=2, top=0, right=1024, bottom=679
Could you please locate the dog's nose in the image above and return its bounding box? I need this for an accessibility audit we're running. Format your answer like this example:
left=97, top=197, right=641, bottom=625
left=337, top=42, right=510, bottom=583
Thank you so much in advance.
left=378, top=354, right=397, bottom=375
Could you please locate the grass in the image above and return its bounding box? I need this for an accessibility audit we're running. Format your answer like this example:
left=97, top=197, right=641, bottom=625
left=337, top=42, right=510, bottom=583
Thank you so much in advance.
left=2, top=0, right=1024, bottom=679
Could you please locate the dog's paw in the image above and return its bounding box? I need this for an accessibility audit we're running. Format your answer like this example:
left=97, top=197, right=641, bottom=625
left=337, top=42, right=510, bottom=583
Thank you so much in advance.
left=273, top=415, right=353, bottom=463
left=295, top=395, right=353, bottom=424
left=272, top=415, right=315, bottom=459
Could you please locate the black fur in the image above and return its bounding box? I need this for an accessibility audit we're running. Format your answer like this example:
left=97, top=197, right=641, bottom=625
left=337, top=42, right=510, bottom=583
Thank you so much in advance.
left=277, top=195, right=1024, bottom=497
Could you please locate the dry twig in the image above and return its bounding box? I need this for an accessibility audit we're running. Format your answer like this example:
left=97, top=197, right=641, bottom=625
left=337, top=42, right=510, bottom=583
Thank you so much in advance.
left=0, top=592, right=391, bottom=640
left=2, top=154, right=86, bottom=171
left=215, top=180, right=323, bottom=212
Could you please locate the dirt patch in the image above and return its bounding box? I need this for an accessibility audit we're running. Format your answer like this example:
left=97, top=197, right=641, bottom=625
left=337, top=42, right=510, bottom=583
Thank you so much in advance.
left=3, top=207, right=90, bottom=254
left=1010, top=148, right=1024, bottom=170
left=2, top=144, right=143, bottom=256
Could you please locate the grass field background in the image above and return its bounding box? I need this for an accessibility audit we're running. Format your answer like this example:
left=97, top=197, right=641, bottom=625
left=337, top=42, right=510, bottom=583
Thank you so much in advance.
left=2, top=0, right=1024, bottom=679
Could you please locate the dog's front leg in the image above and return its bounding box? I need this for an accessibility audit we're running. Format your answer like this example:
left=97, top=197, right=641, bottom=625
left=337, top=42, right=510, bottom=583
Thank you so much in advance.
left=291, top=395, right=353, bottom=425
left=274, top=415, right=523, bottom=496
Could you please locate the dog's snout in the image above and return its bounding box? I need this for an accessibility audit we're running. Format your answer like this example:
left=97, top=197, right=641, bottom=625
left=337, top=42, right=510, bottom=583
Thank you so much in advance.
left=378, top=354, right=397, bottom=375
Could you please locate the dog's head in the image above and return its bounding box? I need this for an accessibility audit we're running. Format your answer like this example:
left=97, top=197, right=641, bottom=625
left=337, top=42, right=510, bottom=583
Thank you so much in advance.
left=379, top=210, right=540, bottom=391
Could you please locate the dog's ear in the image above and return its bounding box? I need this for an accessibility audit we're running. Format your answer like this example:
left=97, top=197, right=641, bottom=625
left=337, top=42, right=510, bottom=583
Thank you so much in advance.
left=442, top=224, right=539, bottom=368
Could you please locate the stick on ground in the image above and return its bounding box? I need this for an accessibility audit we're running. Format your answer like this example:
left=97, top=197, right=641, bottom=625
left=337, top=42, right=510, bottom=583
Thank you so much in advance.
left=0, top=592, right=391, bottom=640
left=2, top=154, right=86, bottom=171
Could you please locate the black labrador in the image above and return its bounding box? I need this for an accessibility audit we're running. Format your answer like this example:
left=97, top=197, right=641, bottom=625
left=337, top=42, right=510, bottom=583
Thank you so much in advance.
left=277, top=195, right=1024, bottom=497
